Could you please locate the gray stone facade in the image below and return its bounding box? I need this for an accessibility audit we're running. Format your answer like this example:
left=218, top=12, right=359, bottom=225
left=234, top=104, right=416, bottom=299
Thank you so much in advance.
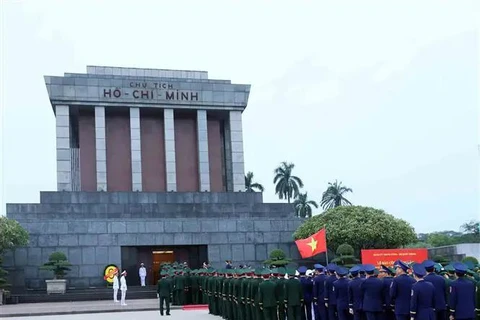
left=4, top=192, right=302, bottom=290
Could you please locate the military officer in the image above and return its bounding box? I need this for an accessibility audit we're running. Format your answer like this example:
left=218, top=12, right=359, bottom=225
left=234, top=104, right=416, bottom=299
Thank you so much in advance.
left=333, top=266, right=350, bottom=320
left=410, top=263, right=435, bottom=320
left=379, top=264, right=395, bottom=320
left=314, top=264, right=328, bottom=320
left=348, top=265, right=364, bottom=320
left=276, top=267, right=288, bottom=320
left=449, top=262, right=476, bottom=320
left=325, top=263, right=339, bottom=320
left=299, top=266, right=314, bottom=320
left=423, top=260, right=448, bottom=320
left=361, top=264, right=384, bottom=320
left=285, top=268, right=303, bottom=320
left=390, top=260, right=416, bottom=320
left=258, top=269, right=278, bottom=320
left=157, top=271, right=173, bottom=316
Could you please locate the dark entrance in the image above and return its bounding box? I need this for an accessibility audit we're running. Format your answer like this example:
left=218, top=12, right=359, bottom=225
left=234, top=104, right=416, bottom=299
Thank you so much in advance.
left=121, top=245, right=208, bottom=285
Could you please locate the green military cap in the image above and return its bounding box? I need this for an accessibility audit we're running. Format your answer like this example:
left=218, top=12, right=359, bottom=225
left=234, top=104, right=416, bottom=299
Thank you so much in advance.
left=261, top=269, right=271, bottom=276
left=277, top=267, right=286, bottom=275
left=271, top=268, right=279, bottom=275
left=286, top=268, right=296, bottom=276
left=444, top=264, right=455, bottom=272
left=434, top=263, right=443, bottom=273
left=254, top=268, right=263, bottom=276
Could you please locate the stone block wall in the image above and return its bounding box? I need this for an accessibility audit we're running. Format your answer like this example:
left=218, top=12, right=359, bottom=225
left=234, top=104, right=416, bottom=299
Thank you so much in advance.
left=4, top=192, right=302, bottom=289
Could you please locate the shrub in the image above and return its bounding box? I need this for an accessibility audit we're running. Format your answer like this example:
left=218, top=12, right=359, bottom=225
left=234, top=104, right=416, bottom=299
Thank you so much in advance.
left=40, top=252, right=72, bottom=279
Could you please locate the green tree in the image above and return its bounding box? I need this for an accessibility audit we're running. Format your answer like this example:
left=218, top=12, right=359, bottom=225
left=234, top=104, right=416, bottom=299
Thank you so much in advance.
left=273, top=162, right=304, bottom=203
left=320, top=180, right=353, bottom=210
left=293, top=206, right=417, bottom=252
left=426, top=233, right=456, bottom=247
left=461, top=220, right=479, bottom=236
left=244, top=171, right=264, bottom=192
left=462, top=256, right=479, bottom=265
left=40, top=252, right=72, bottom=279
left=0, top=216, right=29, bottom=254
left=331, top=243, right=359, bottom=267
left=264, top=249, right=292, bottom=267
left=293, top=192, right=318, bottom=218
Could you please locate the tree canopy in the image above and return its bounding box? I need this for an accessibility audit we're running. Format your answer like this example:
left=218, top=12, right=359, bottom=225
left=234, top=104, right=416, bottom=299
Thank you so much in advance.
left=320, top=180, right=353, bottom=210
left=293, top=206, right=417, bottom=252
left=0, top=216, right=29, bottom=254
left=293, top=192, right=318, bottom=218
left=273, top=162, right=304, bottom=203
left=245, top=171, right=264, bottom=192
left=264, top=249, right=292, bottom=267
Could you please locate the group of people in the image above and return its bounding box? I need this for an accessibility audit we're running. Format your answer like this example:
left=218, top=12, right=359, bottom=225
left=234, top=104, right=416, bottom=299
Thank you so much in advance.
left=154, top=260, right=480, bottom=320
left=111, top=269, right=128, bottom=306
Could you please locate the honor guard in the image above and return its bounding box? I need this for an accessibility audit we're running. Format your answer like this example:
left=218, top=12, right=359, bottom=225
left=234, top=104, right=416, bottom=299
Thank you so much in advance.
left=285, top=268, right=303, bottom=320
left=258, top=269, right=278, bottom=320
left=449, top=262, right=476, bottom=320
left=299, top=266, right=314, bottom=320
left=348, top=266, right=364, bottom=320
left=390, top=260, right=416, bottom=320
left=379, top=265, right=395, bottom=320
left=423, top=260, right=448, bottom=320
left=333, top=266, right=350, bottom=320
left=410, top=264, right=435, bottom=320
left=325, top=263, right=339, bottom=320
left=314, top=264, right=328, bottom=320
left=361, top=264, right=384, bottom=320
left=157, top=271, right=173, bottom=316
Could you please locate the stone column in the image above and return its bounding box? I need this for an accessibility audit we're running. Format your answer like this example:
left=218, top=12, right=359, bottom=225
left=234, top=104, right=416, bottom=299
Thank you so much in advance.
left=130, top=108, right=142, bottom=191
left=197, top=110, right=210, bottom=191
left=229, top=111, right=245, bottom=192
left=164, top=109, right=177, bottom=191
left=55, top=105, right=72, bottom=191
left=95, top=106, right=107, bottom=191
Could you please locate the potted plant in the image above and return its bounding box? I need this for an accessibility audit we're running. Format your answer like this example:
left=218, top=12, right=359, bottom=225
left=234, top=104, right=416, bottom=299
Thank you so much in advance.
left=40, top=251, right=72, bottom=294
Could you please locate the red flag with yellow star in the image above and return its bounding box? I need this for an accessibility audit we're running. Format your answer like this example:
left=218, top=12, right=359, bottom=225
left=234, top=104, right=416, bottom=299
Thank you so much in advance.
left=295, top=229, right=327, bottom=258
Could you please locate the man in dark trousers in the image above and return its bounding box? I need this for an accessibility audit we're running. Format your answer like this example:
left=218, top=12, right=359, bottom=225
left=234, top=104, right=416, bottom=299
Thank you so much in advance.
left=379, top=264, right=395, bottom=320
left=285, top=268, right=304, bottom=320
left=410, top=263, right=435, bottom=320
left=325, top=263, right=339, bottom=320
left=390, top=260, right=416, bottom=320
left=157, top=271, right=173, bottom=316
left=448, top=262, right=476, bottom=320
left=348, top=265, right=364, bottom=320
left=361, top=264, right=384, bottom=320
left=314, top=264, right=328, bottom=320
left=299, top=266, right=314, bottom=320
left=333, top=266, right=350, bottom=320
left=423, top=260, right=447, bottom=320
left=258, top=269, right=278, bottom=320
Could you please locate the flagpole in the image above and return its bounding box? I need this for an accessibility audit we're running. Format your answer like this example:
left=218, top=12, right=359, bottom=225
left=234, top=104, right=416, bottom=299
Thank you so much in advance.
left=325, top=228, right=329, bottom=265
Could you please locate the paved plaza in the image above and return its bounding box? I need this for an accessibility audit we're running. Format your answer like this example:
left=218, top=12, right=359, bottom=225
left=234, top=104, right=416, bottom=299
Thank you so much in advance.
left=4, top=310, right=214, bottom=320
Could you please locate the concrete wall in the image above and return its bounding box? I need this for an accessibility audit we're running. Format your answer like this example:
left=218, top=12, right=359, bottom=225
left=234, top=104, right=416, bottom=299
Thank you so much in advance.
left=4, top=192, right=300, bottom=290
left=428, top=243, right=480, bottom=261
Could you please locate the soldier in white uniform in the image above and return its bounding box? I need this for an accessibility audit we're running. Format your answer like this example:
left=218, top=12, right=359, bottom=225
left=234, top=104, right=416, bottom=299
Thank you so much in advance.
left=112, top=269, right=119, bottom=303
left=120, top=270, right=128, bottom=306
left=139, top=263, right=147, bottom=287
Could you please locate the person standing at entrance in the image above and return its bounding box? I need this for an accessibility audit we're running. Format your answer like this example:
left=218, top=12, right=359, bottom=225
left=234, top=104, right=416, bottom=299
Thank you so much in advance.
left=120, top=270, right=128, bottom=306
left=112, top=269, right=119, bottom=303
left=157, top=272, right=173, bottom=316
left=139, top=263, right=147, bottom=287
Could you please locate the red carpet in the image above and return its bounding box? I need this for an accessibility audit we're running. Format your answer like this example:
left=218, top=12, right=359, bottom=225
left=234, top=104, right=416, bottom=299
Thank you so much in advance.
left=182, top=304, right=209, bottom=311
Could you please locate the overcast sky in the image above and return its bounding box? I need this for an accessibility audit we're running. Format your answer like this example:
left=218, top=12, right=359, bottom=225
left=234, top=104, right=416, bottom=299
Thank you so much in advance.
left=1, top=1, right=479, bottom=233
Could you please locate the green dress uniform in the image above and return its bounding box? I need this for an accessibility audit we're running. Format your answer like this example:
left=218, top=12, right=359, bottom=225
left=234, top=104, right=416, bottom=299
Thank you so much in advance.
left=157, top=274, right=173, bottom=316
left=258, top=270, right=278, bottom=320
left=285, top=269, right=303, bottom=320
left=244, top=272, right=254, bottom=320
left=191, top=270, right=200, bottom=304
left=235, top=272, right=245, bottom=320
left=174, top=273, right=186, bottom=305
left=253, top=270, right=263, bottom=320
left=249, top=272, right=261, bottom=320
left=275, top=268, right=287, bottom=320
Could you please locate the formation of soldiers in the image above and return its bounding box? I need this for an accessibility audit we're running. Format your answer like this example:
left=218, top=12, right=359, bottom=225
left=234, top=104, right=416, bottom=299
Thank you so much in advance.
left=156, top=260, right=480, bottom=320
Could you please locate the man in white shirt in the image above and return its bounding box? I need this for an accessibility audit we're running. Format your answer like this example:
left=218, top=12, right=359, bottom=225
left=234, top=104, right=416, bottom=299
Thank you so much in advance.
left=120, top=270, right=128, bottom=306
left=139, top=263, right=147, bottom=287
left=112, top=269, right=119, bottom=303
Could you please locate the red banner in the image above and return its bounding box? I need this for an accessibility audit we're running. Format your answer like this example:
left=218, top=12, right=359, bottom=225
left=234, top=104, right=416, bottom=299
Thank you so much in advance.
left=361, top=248, right=428, bottom=268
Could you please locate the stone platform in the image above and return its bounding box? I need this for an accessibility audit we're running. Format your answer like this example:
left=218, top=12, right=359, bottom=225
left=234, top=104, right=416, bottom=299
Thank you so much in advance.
left=4, top=191, right=302, bottom=290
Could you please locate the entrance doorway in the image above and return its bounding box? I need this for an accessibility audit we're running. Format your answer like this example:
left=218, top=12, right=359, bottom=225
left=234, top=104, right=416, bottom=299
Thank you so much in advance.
left=152, top=250, right=174, bottom=284
left=121, top=245, right=208, bottom=285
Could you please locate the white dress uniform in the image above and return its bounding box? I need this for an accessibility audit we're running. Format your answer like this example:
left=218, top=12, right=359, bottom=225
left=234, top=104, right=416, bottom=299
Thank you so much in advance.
left=112, top=274, right=119, bottom=303
left=120, top=274, right=128, bottom=306
left=139, top=266, right=147, bottom=286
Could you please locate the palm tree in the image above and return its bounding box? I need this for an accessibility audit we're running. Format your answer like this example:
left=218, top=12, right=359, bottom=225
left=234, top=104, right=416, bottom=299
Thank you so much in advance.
left=293, top=192, right=318, bottom=218
left=320, top=180, right=353, bottom=210
left=273, top=162, right=304, bottom=203
left=244, top=172, right=264, bottom=192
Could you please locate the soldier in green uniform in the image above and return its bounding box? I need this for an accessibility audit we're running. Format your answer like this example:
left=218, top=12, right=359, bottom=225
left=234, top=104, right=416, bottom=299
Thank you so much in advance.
left=254, top=269, right=264, bottom=320
left=258, top=269, right=278, bottom=320
left=218, top=270, right=225, bottom=317
left=275, top=267, right=287, bottom=320
left=225, top=270, right=233, bottom=320
left=244, top=269, right=254, bottom=320
left=285, top=268, right=303, bottom=320
left=157, top=271, right=173, bottom=316
left=174, top=270, right=186, bottom=305
left=236, top=270, right=246, bottom=320
left=249, top=269, right=260, bottom=320
left=190, top=269, right=199, bottom=304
